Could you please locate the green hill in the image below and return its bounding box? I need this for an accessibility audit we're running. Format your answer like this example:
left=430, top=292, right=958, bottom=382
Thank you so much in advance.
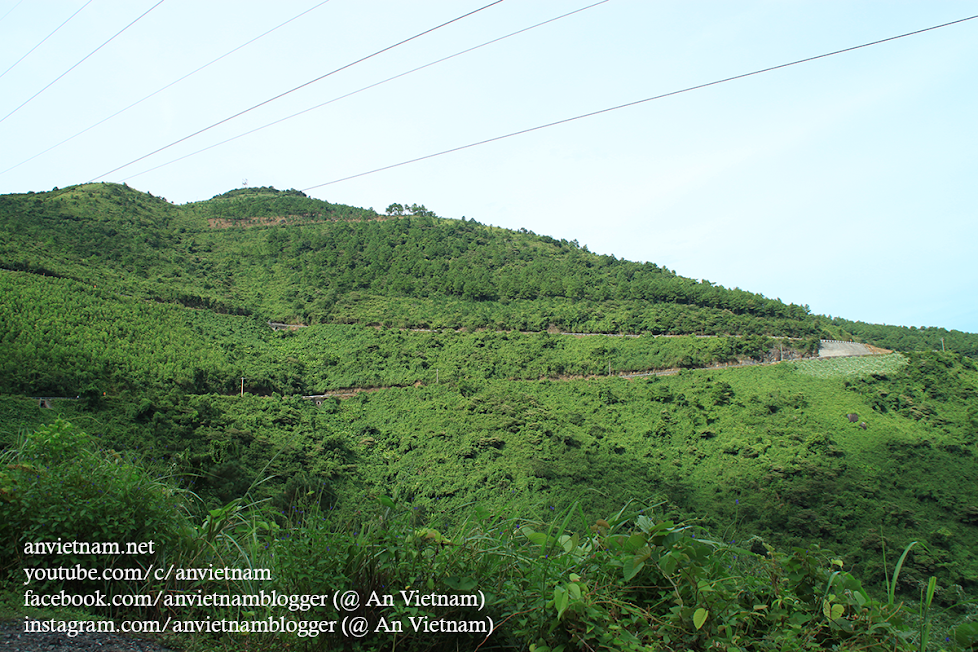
left=0, top=183, right=824, bottom=334
left=4, top=182, right=976, bottom=354
left=2, top=183, right=978, bottom=649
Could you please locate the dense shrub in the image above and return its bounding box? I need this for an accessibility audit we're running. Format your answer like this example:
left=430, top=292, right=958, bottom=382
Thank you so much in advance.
left=0, top=420, right=190, bottom=592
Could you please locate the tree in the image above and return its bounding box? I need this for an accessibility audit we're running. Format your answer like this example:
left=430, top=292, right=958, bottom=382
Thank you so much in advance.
left=408, top=203, right=434, bottom=217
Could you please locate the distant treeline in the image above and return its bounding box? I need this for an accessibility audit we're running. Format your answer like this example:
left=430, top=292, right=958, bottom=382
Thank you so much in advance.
left=835, top=318, right=978, bottom=358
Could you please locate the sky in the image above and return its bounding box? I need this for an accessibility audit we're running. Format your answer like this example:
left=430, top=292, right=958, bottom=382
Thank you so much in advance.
left=1, top=0, right=976, bottom=333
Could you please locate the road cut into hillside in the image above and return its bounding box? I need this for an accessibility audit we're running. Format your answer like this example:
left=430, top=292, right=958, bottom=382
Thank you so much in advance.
left=297, top=339, right=891, bottom=402
left=818, top=340, right=879, bottom=357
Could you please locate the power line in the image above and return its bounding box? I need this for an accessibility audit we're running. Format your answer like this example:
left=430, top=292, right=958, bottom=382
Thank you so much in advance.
left=302, top=12, right=978, bottom=192
left=89, top=0, right=507, bottom=183
left=0, top=0, right=333, bottom=178
left=0, top=0, right=25, bottom=23
left=0, top=0, right=167, bottom=125
left=0, top=0, right=94, bottom=81
left=121, top=0, right=612, bottom=183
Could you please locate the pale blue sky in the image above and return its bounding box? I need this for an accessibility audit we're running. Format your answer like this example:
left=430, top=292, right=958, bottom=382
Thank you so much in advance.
left=1, top=1, right=975, bottom=332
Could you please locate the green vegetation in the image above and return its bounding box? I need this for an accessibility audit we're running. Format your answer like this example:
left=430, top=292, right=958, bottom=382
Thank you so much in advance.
left=0, top=420, right=189, bottom=593
left=0, top=183, right=824, bottom=337
left=3, top=182, right=976, bottom=353
left=790, top=353, right=909, bottom=379
left=2, top=182, right=977, bottom=649
left=0, top=268, right=808, bottom=398
left=833, top=319, right=978, bottom=359
left=4, top=420, right=978, bottom=651
left=6, top=353, right=977, bottom=609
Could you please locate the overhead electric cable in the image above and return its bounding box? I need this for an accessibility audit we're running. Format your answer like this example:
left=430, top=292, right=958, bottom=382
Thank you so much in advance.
left=0, top=0, right=333, bottom=177
left=0, top=0, right=24, bottom=23
left=88, top=0, right=506, bottom=183
left=0, top=0, right=94, bottom=81
left=302, top=12, right=978, bottom=192
left=0, top=0, right=166, bottom=125
left=121, top=0, right=612, bottom=183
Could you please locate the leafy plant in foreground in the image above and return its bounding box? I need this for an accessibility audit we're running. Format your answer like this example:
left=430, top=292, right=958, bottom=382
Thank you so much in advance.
left=0, top=420, right=189, bottom=601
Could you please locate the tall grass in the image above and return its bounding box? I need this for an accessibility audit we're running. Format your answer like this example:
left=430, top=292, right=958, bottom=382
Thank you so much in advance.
left=881, top=538, right=978, bottom=652
left=6, top=420, right=978, bottom=651
left=166, top=494, right=931, bottom=651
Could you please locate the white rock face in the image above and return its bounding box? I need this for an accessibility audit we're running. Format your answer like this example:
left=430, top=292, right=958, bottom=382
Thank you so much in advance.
left=818, top=340, right=874, bottom=358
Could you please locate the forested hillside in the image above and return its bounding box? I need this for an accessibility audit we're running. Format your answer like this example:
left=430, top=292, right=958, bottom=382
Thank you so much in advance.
left=0, top=183, right=823, bottom=336
left=2, top=183, right=978, bottom=650
left=3, top=183, right=975, bottom=356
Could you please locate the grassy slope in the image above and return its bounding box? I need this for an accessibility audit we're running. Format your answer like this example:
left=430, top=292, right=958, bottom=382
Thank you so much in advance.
left=7, top=351, right=976, bottom=600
